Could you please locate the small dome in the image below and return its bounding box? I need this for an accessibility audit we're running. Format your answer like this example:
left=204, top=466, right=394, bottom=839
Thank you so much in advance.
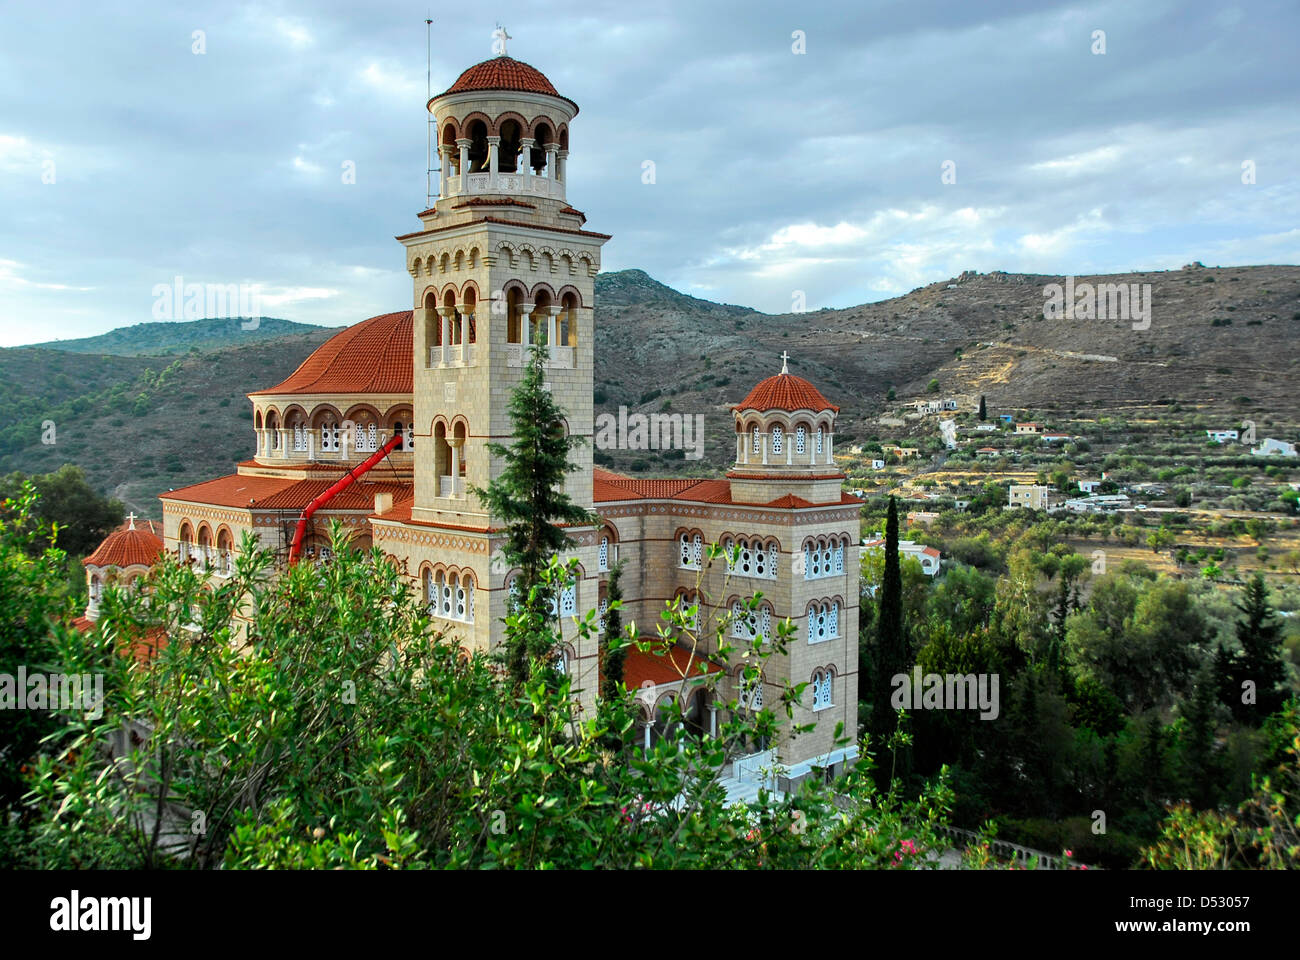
left=250, top=311, right=413, bottom=396
left=84, top=519, right=164, bottom=569
left=443, top=55, right=562, bottom=98
left=733, top=372, right=839, bottom=415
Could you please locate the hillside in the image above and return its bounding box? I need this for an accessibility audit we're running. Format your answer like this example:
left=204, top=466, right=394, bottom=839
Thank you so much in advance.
left=24, top=317, right=330, bottom=356
left=0, top=329, right=337, bottom=515
left=3, top=263, right=1298, bottom=515
left=592, top=263, right=1300, bottom=473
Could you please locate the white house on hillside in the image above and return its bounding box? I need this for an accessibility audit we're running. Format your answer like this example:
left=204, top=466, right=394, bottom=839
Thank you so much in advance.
left=1252, top=438, right=1297, bottom=457
left=1206, top=429, right=1239, bottom=443
left=863, top=538, right=942, bottom=576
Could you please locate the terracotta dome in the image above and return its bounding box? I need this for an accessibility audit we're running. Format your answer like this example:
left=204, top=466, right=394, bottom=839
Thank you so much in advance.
left=440, top=56, right=574, bottom=108
left=84, top=519, right=164, bottom=569
left=250, top=311, right=413, bottom=397
left=733, top=372, right=839, bottom=414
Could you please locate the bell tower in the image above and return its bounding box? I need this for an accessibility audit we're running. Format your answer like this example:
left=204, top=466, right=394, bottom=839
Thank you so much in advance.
left=399, top=49, right=609, bottom=530
left=393, top=46, right=610, bottom=664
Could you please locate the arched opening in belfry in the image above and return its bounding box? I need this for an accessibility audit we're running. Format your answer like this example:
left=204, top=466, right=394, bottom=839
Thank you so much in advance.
left=434, top=422, right=451, bottom=481
left=441, top=288, right=460, bottom=348
left=560, top=291, right=579, bottom=347
left=532, top=122, right=553, bottom=175
left=507, top=287, right=523, bottom=344
left=423, top=290, right=439, bottom=365
left=463, top=287, right=477, bottom=343
left=499, top=119, right=522, bottom=173
left=466, top=119, right=489, bottom=172
left=441, top=122, right=459, bottom=172
left=454, top=421, right=468, bottom=483
left=531, top=289, right=552, bottom=345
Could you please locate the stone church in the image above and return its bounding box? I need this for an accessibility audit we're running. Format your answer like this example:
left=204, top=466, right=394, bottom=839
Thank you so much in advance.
left=79, top=51, right=861, bottom=781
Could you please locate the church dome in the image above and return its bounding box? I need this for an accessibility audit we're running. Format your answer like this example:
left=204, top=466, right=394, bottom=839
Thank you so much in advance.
left=443, top=55, right=563, bottom=99
left=733, top=371, right=839, bottom=414
left=250, top=311, right=413, bottom=396
left=84, top=519, right=164, bottom=569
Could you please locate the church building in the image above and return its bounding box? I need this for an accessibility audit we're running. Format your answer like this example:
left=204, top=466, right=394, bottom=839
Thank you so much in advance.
left=79, top=50, right=861, bottom=782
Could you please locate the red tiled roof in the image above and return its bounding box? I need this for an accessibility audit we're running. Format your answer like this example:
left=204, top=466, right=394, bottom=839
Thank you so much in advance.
left=249, top=311, right=412, bottom=396
left=83, top=520, right=165, bottom=569
left=443, top=56, right=561, bottom=98
left=161, top=473, right=410, bottom=511
left=622, top=644, right=724, bottom=689
left=733, top=373, right=839, bottom=414
left=592, top=469, right=855, bottom=508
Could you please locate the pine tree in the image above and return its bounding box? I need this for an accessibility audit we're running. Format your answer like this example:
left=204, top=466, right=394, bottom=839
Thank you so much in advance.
left=473, top=344, right=596, bottom=685
left=599, top=561, right=626, bottom=701
left=1230, top=573, right=1287, bottom=723
left=1178, top=659, right=1222, bottom=808
left=872, top=496, right=905, bottom=744
left=978, top=394, right=987, bottom=422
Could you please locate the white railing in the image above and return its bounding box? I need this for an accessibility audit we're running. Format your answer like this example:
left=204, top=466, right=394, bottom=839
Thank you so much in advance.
left=506, top=343, right=573, bottom=368
left=449, top=172, right=564, bottom=201
left=439, top=475, right=457, bottom=498
left=429, top=345, right=476, bottom=367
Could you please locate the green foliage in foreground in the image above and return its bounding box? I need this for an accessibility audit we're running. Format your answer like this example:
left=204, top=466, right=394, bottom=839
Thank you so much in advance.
left=4, top=496, right=955, bottom=869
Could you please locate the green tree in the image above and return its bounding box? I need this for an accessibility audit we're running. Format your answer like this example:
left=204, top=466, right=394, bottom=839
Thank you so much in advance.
left=599, top=560, right=626, bottom=701
left=872, top=497, right=906, bottom=746
left=926, top=378, right=940, bottom=394
left=978, top=394, right=987, bottom=421
left=13, top=508, right=958, bottom=870
left=472, top=344, right=596, bottom=685
left=1227, top=573, right=1287, bottom=723
left=0, top=464, right=124, bottom=558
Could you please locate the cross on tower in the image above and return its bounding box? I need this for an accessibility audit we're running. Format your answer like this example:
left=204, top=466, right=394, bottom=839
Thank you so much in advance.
left=779, top=351, right=790, bottom=374
left=126, top=512, right=137, bottom=530
left=493, top=23, right=511, bottom=56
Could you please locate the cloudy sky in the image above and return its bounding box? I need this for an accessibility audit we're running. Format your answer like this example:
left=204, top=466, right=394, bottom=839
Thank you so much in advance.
left=1, top=0, right=1296, bottom=346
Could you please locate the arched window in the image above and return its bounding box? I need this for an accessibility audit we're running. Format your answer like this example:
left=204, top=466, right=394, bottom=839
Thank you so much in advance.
left=812, top=668, right=835, bottom=710
left=731, top=601, right=769, bottom=643
left=751, top=426, right=760, bottom=453
left=737, top=669, right=763, bottom=711
left=560, top=292, right=579, bottom=347
left=679, top=532, right=701, bottom=570
left=834, top=538, right=845, bottom=574
left=90, top=575, right=102, bottom=601
left=795, top=426, right=806, bottom=455
left=506, top=288, right=523, bottom=344
left=771, top=426, right=783, bottom=455
left=807, top=601, right=840, bottom=642
left=559, top=578, right=577, bottom=617
left=320, top=419, right=339, bottom=452
left=816, top=427, right=824, bottom=455
left=677, top=590, right=701, bottom=632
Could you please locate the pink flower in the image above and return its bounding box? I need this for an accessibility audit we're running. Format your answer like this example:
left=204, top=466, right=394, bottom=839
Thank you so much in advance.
left=1064, top=849, right=1073, bottom=857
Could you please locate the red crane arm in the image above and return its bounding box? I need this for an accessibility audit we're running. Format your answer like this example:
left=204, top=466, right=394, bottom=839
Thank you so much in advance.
left=287, top=431, right=403, bottom=564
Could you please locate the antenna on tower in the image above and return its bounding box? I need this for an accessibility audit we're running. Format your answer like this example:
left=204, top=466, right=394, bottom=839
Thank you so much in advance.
left=425, top=16, right=436, bottom=209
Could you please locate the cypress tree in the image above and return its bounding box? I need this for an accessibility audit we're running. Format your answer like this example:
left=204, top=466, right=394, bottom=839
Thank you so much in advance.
left=599, top=561, right=626, bottom=701
left=1179, top=659, right=1222, bottom=808
left=872, top=496, right=905, bottom=741
left=473, top=344, right=596, bottom=686
left=978, top=394, right=987, bottom=421
left=1230, top=573, right=1286, bottom=723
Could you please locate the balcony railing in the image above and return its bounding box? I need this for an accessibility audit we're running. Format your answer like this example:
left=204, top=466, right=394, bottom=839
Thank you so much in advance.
left=448, top=172, right=564, bottom=201
left=439, top=475, right=458, bottom=498
left=429, top=345, right=476, bottom=368
left=506, top=344, right=575, bottom=368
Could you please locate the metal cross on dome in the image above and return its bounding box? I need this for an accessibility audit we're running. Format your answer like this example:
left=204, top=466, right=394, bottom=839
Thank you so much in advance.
left=779, top=351, right=791, bottom=374
left=126, top=512, right=137, bottom=530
